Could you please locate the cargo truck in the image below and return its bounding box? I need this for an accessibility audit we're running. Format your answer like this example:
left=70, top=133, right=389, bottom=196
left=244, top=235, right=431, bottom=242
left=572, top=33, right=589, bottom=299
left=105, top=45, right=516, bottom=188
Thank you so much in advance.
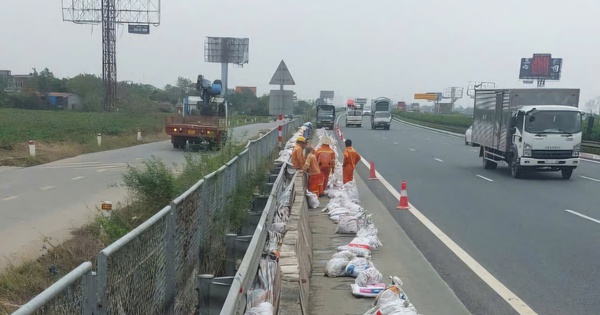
left=473, top=88, right=585, bottom=179
left=371, top=97, right=392, bottom=130
left=346, top=109, right=363, bottom=127
left=316, top=104, right=336, bottom=129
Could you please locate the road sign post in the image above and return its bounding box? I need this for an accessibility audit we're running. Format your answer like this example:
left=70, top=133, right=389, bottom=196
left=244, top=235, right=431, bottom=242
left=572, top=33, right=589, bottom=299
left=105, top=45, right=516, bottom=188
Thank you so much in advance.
left=269, top=60, right=296, bottom=117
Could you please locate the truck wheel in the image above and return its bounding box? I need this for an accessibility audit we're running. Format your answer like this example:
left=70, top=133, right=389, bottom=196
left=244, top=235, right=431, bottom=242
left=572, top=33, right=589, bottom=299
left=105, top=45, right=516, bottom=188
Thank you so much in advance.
left=561, top=168, right=573, bottom=179
left=510, top=160, right=522, bottom=178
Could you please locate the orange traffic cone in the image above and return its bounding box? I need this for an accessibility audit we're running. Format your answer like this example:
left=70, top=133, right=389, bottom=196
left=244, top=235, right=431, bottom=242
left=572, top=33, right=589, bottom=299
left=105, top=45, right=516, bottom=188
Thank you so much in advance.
left=397, top=180, right=410, bottom=210
left=369, top=161, right=378, bottom=180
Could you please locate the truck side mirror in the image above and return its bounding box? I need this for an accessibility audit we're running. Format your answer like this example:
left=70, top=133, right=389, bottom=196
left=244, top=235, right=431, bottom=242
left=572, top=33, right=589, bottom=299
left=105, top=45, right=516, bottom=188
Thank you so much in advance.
left=510, top=116, right=517, bottom=127
left=510, top=127, right=517, bottom=134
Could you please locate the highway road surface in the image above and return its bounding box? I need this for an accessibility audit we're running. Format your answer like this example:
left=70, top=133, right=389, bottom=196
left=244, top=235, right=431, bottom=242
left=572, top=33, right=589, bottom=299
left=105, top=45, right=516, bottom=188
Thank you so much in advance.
left=0, top=121, right=283, bottom=269
left=338, top=116, right=600, bottom=315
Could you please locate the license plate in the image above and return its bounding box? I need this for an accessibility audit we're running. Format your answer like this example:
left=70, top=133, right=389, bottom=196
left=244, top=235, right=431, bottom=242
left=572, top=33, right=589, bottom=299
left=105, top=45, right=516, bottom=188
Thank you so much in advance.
left=546, top=160, right=559, bottom=164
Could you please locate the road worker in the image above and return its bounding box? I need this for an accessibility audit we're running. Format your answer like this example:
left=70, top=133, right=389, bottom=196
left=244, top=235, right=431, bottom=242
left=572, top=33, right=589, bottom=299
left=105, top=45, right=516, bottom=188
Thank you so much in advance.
left=303, top=145, right=323, bottom=196
left=291, top=136, right=307, bottom=169
left=342, top=139, right=361, bottom=184
left=315, top=137, right=336, bottom=196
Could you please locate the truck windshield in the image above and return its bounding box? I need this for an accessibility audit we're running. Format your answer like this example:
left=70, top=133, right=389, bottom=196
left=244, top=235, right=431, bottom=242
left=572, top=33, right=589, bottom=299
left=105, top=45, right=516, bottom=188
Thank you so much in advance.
left=374, top=112, right=390, bottom=118
left=524, top=111, right=582, bottom=134
left=348, top=110, right=362, bottom=116
left=317, top=110, right=334, bottom=118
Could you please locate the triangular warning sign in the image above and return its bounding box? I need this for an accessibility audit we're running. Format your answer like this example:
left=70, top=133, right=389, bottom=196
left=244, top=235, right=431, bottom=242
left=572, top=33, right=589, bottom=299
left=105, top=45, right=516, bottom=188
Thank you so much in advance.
left=269, top=60, right=295, bottom=86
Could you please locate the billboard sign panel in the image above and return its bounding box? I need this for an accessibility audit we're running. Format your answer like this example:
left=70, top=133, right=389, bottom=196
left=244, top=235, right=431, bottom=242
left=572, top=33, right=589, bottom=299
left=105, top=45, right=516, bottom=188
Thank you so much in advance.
left=519, top=54, right=562, bottom=80
left=320, top=90, right=334, bottom=99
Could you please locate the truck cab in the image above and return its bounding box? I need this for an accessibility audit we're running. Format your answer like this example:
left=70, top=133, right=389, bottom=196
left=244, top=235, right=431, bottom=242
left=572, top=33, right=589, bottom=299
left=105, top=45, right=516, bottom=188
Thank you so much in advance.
left=509, top=105, right=583, bottom=178
left=346, top=109, right=363, bottom=127
left=316, top=105, right=336, bottom=130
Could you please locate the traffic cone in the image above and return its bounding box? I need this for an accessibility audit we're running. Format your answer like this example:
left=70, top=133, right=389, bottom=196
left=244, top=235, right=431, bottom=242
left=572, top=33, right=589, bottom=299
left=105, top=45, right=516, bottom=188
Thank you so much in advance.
left=369, top=161, right=378, bottom=180
left=397, top=180, right=410, bottom=210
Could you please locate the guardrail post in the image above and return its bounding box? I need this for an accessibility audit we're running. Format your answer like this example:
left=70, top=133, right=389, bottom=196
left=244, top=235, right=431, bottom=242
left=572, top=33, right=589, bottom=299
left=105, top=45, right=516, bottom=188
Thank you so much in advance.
left=225, top=234, right=237, bottom=275
left=83, top=271, right=98, bottom=314
left=197, top=274, right=214, bottom=315
left=165, top=207, right=177, bottom=314
left=97, top=253, right=108, bottom=315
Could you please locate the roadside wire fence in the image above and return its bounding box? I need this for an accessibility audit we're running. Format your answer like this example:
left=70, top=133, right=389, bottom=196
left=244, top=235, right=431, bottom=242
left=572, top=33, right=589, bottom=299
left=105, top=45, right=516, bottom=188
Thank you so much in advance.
left=12, top=119, right=303, bottom=315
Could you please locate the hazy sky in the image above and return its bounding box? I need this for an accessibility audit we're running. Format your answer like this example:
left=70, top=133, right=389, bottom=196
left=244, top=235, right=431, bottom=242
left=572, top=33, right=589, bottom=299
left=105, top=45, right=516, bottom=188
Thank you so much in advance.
left=3, top=0, right=600, bottom=108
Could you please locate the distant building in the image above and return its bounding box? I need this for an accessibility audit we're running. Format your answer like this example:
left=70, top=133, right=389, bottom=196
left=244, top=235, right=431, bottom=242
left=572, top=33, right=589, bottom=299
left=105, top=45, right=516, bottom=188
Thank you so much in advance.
left=235, top=86, right=257, bottom=96
left=47, top=92, right=82, bottom=110
left=0, top=70, right=32, bottom=91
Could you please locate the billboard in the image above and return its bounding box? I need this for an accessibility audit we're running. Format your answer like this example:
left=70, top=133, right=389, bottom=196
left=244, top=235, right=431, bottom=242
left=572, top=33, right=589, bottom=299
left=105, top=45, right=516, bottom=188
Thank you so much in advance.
left=519, top=54, right=562, bottom=80
left=320, top=90, right=334, bottom=99
left=414, top=93, right=439, bottom=101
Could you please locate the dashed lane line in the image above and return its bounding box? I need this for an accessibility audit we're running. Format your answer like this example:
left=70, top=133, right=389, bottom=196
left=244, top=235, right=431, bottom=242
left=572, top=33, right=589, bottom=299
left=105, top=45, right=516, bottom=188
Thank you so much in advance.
left=434, top=158, right=444, bottom=163
left=565, top=209, right=600, bottom=225
left=409, top=148, right=416, bottom=152
left=579, top=175, right=600, bottom=183
left=393, top=142, right=399, bottom=145
left=71, top=176, right=85, bottom=180
left=2, top=196, right=18, bottom=201
left=40, top=186, right=55, bottom=191
left=361, top=158, right=538, bottom=315
left=476, top=175, right=494, bottom=182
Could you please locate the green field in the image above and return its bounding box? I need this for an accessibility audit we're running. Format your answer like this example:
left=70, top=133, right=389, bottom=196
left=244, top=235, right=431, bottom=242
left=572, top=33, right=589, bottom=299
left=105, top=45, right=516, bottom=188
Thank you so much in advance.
left=0, top=109, right=273, bottom=147
left=0, top=108, right=169, bottom=146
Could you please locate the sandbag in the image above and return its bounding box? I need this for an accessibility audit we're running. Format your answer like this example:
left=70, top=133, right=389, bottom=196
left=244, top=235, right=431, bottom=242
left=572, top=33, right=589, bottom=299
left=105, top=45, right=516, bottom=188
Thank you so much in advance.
left=355, top=268, right=383, bottom=287
left=345, top=257, right=374, bottom=277
left=325, top=258, right=349, bottom=277
left=335, top=214, right=360, bottom=234
left=244, top=302, right=274, bottom=315
left=306, top=191, right=320, bottom=209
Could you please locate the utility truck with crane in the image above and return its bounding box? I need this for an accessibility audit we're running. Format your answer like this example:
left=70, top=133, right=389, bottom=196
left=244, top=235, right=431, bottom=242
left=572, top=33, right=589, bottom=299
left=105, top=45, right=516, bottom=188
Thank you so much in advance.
left=473, top=88, right=585, bottom=179
left=165, top=75, right=228, bottom=150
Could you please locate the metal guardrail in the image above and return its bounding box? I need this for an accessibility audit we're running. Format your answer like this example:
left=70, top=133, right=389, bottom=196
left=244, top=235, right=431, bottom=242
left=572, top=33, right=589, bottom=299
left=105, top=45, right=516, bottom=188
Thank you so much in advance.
left=219, top=163, right=296, bottom=315
left=12, top=119, right=303, bottom=315
left=582, top=140, right=600, bottom=149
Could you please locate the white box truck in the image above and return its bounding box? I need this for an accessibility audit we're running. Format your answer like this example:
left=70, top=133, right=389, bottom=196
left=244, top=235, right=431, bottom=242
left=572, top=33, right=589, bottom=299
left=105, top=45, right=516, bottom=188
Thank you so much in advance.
left=473, top=88, right=585, bottom=179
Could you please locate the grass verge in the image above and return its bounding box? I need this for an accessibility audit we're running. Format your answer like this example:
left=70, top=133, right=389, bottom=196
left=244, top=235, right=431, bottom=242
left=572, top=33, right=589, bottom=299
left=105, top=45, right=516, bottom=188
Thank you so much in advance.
left=392, top=110, right=600, bottom=155
left=0, top=130, right=276, bottom=314
left=0, top=108, right=272, bottom=167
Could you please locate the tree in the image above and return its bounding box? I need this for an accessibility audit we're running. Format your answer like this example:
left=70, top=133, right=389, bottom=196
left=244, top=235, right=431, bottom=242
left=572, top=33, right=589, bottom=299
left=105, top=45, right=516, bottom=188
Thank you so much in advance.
left=66, top=74, right=104, bottom=111
left=583, top=98, right=600, bottom=115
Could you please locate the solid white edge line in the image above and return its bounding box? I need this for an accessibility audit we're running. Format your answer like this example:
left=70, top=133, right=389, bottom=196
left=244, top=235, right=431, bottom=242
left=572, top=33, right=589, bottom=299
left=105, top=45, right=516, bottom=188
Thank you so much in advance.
left=579, top=175, right=600, bottom=182
left=360, top=158, right=538, bottom=315
left=476, top=175, right=494, bottom=182
left=393, top=117, right=600, bottom=165
left=565, top=209, right=600, bottom=225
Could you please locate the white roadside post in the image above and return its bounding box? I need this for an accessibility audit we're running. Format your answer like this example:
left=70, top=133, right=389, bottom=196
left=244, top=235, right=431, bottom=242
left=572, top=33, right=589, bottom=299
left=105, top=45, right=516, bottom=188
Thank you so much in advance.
left=28, top=140, right=36, bottom=157
left=97, top=133, right=102, bottom=147
left=137, top=129, right=142, bottom=141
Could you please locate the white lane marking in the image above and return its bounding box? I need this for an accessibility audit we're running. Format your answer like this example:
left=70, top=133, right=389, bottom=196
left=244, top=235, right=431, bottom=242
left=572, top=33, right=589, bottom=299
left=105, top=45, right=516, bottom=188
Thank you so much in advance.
left=579, top=175, right=600, bottom=183
left=565, top=209, right=600, bottom=225
left=476, top=175, right=494, bottom=182
left=97, top=169, right=107, bottom=173
left=409, top=148, right=416, bottom=151
left=382, top=137, right=387, bottom=140
left=425, top=138, right=431, bottom=141
left=434, top=158, right=444, bottom=163
left=2, top=196, right=18, bottom=201
left=135, top=157, right=142, bottom=160
left=360, top=158, right=538, bottom=315
left=40, top=186, right=55, bottom=191
left=71, top=176, right=85, bottom=180
left=393, top=142, right=399, bottom=145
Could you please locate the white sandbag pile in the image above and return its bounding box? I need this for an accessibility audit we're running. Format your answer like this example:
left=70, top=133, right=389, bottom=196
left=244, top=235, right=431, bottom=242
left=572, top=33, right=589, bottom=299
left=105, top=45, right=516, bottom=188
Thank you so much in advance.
left=244, top=122, right=312, bottom=315
left=313, top=128, right=420, bottom=315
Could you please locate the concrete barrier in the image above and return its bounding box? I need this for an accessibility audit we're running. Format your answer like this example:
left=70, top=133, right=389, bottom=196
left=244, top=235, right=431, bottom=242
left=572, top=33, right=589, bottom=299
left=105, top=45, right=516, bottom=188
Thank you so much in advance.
left=278, top=173, right=313, bottom=315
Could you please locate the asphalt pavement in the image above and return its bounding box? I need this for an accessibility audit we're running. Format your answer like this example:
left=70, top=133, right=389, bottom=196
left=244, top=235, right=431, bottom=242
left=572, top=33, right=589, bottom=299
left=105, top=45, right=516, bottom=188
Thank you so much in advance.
left=338, top=115, right=600, bottom=315
left=0, top=121, right=283, bottom=269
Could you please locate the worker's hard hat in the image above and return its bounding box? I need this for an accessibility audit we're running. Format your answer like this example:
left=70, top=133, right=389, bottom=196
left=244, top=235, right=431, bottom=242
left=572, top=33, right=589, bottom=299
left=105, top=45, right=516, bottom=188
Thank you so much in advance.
left=321, top=137, right=331, bottom=145
left=297, top=136, right=306, bottom=143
